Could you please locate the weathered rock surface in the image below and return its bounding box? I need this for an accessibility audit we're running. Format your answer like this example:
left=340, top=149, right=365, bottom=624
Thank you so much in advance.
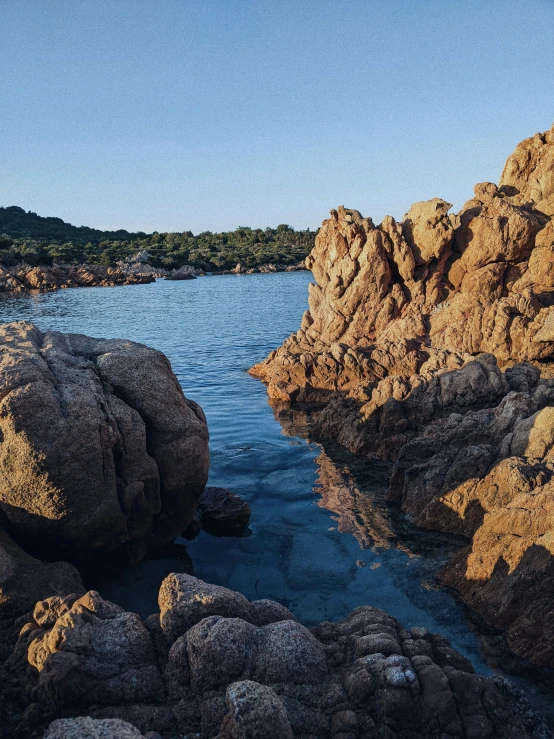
left=0, top=322, right=209, bottom=563
left=0, top=264, right=154, bottom=293
left=251, top=125, right=554, bottom=406
left=3, top=575, right=548, bottom=739
left=501, top=123, right=554, bottom=216
left=250, top=123, right=554, bottom=668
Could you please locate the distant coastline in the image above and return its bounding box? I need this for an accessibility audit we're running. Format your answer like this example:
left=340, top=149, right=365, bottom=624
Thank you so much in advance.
left=0, top=259, right=308, bottom=295
left=0, top=205, right=316, bottom=275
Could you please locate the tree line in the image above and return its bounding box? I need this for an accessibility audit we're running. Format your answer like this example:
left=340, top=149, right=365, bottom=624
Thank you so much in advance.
left=0, top=206, right=317, bottom=271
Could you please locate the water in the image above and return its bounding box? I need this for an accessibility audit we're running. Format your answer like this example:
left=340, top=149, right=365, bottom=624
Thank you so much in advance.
left=0, top=274, right=552, bottom=720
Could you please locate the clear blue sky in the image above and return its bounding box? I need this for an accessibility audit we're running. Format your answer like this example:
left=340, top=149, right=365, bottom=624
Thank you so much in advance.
left=1, top=0, right=553, bottom=234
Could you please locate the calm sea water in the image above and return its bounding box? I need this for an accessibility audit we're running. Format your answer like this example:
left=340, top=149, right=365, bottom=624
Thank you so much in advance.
left=0, top=273, right=551, bottom=718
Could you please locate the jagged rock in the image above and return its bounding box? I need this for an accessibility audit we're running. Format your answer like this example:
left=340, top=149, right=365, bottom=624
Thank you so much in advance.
left=4, top=576, right=548, bottom=738
left=500, top=123, right=554, bottom=216
left=0, top=322, right=209, bottom=563
left=250, top=126, right=554, bottom=408
left=250, top=123, right=554, bottom=669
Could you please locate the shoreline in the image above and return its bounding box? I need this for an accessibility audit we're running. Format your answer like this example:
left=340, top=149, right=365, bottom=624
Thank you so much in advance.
left=0, top=261, right=308, bottom=295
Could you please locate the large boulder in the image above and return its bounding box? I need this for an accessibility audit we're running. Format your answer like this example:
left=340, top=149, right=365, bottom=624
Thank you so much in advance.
left=158, top=573, right=295, bottom=642
left=0, top=322, right=209, bottom=562
left=15, top=591, right=164, bottom=709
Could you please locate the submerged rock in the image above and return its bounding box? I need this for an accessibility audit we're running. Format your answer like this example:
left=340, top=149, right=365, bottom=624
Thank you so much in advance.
left=0, top=321, right=209, bottom=564
left=197, top=486, right=251, bottom=536
left=5, top=574, right=548, bottom=738
left=182, top=486, right=251, bottom=539
left=250, top=123, right=554, bottom=669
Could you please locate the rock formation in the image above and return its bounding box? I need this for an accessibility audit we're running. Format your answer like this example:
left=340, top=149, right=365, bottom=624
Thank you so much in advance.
left=4, top=574, right=548, bottom=739
left=250, top=123, right=554, bottom=668
left=0, top=264, right=154, bottom=293
left=0, top=322, right=209, bottom=564
left=43, top=717, right=158, bottom=739
left=501, top=124, right=554, bottom=216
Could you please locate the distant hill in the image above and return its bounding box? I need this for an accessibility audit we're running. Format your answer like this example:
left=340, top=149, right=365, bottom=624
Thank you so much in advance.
left=0, top=206, right=142, bottom=244
left=0, top=206, right=316, bottom=271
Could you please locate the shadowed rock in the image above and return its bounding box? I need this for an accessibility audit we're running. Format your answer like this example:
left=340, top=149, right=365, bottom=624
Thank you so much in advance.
left=0, top=526, right=84, bottom=661
left=44, top=717, right=154, bottom=739
left=4, top=575, right=548, bottom=738
left=195, top=486, right=251, bottom=537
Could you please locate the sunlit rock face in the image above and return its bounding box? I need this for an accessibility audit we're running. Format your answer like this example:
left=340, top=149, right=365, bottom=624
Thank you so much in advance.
left=0, top=264, right=154, bottom=292
left=0, top=321, right=209, bottom=564
left=250, top=124, right=554, bottom=405
left=251, top=123, right=554, bottom=668
left=500, top=123, right=554, bottom=216
left=7, top=575, right=548, bottom=739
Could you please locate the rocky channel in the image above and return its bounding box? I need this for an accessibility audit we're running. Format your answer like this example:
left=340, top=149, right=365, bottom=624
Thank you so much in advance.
left=250, top=123, right=554, bottom=671
left=0, top=321, right=548, bottom=738
left=1, top=124, right=554, bottom=738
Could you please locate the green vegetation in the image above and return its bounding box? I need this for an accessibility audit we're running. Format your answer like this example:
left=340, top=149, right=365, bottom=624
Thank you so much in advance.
left=0, top=206, right=316, bottom=271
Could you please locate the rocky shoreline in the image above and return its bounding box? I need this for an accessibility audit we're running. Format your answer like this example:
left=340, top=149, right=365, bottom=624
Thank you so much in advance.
left=0, top=264, right=156, bottom=292
left=0, top=260, right=307, bottom=295
left=2, top=574, right=550, bottom=739
left=250, top=123, right=554, bottom=673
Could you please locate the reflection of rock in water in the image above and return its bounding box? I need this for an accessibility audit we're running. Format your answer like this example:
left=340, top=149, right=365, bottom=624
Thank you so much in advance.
left=277, top=406, right=410, bottom=553
left=314, top=449, right=395, bottom=550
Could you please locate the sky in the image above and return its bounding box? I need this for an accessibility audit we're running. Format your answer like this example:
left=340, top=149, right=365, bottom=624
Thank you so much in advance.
left=1, top=0, right=553, bottom=234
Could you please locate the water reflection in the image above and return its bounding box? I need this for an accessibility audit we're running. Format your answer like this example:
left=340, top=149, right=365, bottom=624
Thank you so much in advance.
left=278, top=409, right=398, bottom=550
